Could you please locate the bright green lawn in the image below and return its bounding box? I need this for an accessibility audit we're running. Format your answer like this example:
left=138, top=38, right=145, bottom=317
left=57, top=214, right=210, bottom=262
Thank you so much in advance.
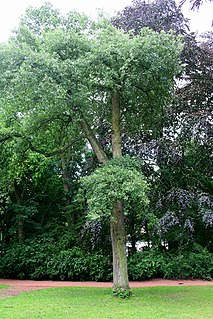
left=0, top=286, right=212, bottom=319
left=0, top=285, right=8, bottom=289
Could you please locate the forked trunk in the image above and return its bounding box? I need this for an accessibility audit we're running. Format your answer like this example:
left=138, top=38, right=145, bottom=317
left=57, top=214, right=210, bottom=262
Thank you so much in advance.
left=79, top=93, right=130, bottom=293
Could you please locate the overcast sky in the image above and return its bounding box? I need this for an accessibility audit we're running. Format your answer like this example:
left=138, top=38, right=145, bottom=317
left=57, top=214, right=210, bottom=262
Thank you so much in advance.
left=0, top=0, right=212, bottom=42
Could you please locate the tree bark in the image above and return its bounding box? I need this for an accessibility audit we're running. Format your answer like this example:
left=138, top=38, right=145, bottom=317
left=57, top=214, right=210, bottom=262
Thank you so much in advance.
left=61, top=153, right=75, bottom=232
left=110, top=201, right=130, bottom=292
left=17, top=220, right=24, bottom=243
left=61, top=154, right=70, bottom=194
left=79, top=95, right=129, bottom=293
left=111, top=92, right=130, bottom=293
left=79, top=117, right=108, bottom=164
left=14, top=181, right=25, bottom=243
left=112, top=92, right=122, bottom=158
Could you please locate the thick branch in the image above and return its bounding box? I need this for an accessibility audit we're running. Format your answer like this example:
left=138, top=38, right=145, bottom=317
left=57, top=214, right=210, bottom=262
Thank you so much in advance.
left=0, top=131, right=81, bottom=158
left=79, top=117, right=108, bottom=164
left=0, top=133, right=22, bottom=144
left=28, top=137, right=81, bottom=157
left=66, top=92, right=108, bottom=164
left=134, top=85, right=152, bottom=98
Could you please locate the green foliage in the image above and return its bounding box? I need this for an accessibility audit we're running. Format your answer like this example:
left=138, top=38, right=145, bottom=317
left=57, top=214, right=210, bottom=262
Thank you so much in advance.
left=46, top=250, right=112, bottom=281
left=82, top=157, right=149, bottom=220
left=128, top=247, right=213, bottom=281
left=1, top=239, right=212, bottom=281
left=162, top=246, right=213, bottom=280
left=0, top=240, right=112, bottom=281
left=0, top=238, right=58, bottom=279
left=112, top=287, right=132, bottom=299
left=128, top=250, right=165, bottom=280
left=88, top=253, right=112, bottom=281
left=19, top=2, right=62, bottom=35
left=46, top=248, right=89, bottom=281
left=0, top=10, right=183, bottom=144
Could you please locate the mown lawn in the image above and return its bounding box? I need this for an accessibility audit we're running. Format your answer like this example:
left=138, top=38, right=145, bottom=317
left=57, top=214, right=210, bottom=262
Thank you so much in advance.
left=0, top=285, right=8, bottom=289
left=0, top=285, right=212, bottom=319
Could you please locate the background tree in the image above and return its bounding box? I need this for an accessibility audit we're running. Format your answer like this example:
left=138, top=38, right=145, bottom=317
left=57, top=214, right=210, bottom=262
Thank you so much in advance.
left=179, top=0, right=213, bottom=10
left=112, top=0, right=189, bottom=34
left=112, top=0, right=213, bottom=252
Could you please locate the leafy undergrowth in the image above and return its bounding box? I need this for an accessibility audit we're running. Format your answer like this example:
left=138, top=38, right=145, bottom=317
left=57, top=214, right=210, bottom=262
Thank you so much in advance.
left=0, top=286, right=213, bottom=319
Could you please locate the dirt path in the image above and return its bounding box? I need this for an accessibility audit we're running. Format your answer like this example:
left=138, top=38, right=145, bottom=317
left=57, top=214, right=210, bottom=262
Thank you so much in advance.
left=0, top=278, right=212, bottom=298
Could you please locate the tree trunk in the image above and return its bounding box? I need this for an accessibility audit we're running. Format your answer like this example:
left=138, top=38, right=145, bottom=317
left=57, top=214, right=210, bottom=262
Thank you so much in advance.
left=61, top=154, right=70, bottom=194
left=144, top=218, right=150, bottom=248
left=61, top=154, right=74, bottom=232
left=110, top=201, right=130, bottom=292
left=111, top=92, right=130, bottom=293
left=14, top=181, right=25, bottom=243
left=112, top=92, right=122, bottom=158
left=18, top=220, right=24, bottom=243
left=79, top=95, right=130, bottom=293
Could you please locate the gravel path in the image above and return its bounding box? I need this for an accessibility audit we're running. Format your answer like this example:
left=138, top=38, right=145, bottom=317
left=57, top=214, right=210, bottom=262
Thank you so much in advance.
left=0, top=278, right=213, bottom=298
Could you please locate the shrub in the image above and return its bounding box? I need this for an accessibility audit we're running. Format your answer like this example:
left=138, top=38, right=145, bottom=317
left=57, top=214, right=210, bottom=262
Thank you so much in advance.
left=162, top=246, right=213, bottom=280
left=47, top=249, right=112, bottom=281
left=88, top=253, right=112, bottom=281
left=0, top=240, right=212, bottom=281
left=46, top=248, right=89, bottom=281
left=0, top=241, right=112, bottom=281
left=128, top=250, right=165, bottom=280
left=128, top=246, right=213, bottom=281
left=0, top=238, right=58, bottom=279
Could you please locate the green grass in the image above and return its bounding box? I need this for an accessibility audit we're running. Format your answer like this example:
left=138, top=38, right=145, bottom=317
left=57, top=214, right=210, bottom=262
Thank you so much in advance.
left=0, top=286, right=212, bottom=319
left=0, top=285, right=8, bottom=289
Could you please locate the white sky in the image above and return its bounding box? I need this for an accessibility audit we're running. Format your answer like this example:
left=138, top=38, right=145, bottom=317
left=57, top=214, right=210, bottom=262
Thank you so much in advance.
left=0, top=0, right=212, bottom=43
